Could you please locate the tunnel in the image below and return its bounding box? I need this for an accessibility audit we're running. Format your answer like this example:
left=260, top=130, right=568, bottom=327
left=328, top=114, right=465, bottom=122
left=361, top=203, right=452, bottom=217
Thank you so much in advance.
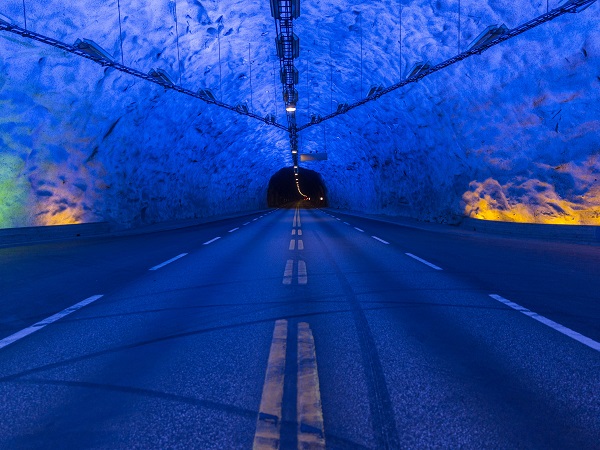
left=267, top=167, right=328, bottom=208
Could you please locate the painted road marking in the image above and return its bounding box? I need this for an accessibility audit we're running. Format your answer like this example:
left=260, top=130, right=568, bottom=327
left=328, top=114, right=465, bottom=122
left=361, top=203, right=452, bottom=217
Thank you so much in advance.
left=203, top=237, right=221, bottom=245
left=298, top=229, right=303, bottom=236
left=490, top=294, right=600, bottom=352
left=292, top=229, right=296, bottom=235
left=335, top=218, right=341, bottom=221
left=297, top=322, right=325, bottom=448
left=354, top=227, right=364, bottom=232
left=298, top=260, right=308, bottom=285
left=283, top=260, right=294, bottom=285
left=243, top=222, right=251, bottom=226
left=405, top=253, right=442, bottom=270
left=298, top=240, right=304, bottom=250
left=150, top=253, right=188, bottom=271
left=228, top=227, right=240, bottom=233
left=343, top=222, right=349, bottom=225
left=253, top=320, right=288, bottom=449
left=0, top=295, right=104, bottom=350
left=371, top=236, right=389, bottom=245
left=289, top=240, right=296, bottom=250
left=253, top=218, right=258, bottom=221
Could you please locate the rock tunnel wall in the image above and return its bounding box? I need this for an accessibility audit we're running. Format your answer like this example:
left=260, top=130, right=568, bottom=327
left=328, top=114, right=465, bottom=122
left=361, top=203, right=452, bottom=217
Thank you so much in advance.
left=0, top=0, right=599, bottom=228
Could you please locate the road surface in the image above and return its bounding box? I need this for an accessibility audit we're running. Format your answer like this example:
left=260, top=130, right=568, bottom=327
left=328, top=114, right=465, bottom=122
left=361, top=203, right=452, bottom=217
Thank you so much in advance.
left=1, top=205, right=599, bottom=448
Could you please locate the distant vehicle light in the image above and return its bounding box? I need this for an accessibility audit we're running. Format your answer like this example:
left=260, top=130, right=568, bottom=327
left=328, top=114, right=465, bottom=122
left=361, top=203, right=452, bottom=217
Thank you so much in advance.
left=320, top=197, right=324, bottom=201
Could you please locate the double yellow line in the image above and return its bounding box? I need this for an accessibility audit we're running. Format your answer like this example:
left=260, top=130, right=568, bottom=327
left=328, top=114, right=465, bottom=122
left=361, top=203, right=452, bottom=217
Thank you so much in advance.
left=253, top=320, right=325, bottom=449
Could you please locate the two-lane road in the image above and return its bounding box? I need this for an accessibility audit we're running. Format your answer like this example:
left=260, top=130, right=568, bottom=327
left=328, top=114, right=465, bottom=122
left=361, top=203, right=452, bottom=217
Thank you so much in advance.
left=0, top=206, right=599, bottom=448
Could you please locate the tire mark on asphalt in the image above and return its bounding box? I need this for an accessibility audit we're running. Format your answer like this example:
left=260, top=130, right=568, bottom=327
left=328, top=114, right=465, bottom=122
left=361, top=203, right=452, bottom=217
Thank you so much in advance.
left=313, top=231, right=400, bottom=449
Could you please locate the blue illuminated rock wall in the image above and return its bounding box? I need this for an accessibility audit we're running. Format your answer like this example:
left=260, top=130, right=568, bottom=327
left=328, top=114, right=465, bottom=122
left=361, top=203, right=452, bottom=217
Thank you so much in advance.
left=1, top=0, right=598, bottom=227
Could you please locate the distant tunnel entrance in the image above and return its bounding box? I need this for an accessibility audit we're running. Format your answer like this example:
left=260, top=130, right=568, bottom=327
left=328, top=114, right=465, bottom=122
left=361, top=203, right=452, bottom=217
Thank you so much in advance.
left=267, top=167, right=328, bottom=208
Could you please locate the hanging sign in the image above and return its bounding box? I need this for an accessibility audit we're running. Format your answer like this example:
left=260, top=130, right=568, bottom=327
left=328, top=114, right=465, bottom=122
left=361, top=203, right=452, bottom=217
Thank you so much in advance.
left=300, top=153, right=328, bottom=162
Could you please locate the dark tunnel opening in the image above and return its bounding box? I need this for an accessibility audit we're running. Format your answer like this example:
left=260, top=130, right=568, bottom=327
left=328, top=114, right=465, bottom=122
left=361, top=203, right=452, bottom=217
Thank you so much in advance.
left=267, top=167, right=328, bottom=208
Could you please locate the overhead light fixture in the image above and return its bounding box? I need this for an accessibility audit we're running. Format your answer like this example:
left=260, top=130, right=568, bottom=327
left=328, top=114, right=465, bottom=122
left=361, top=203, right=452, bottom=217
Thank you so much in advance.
left=467, top=24, right=508, bottom=52
left=74, top=38, right=114, bottom=63
left=198, top=89, right=217, bottom=102
left=149, top=68, right=175, bottom=86
left=0, top=13, right=16, bottom=27
left=284, top=88, right=298, bottom=112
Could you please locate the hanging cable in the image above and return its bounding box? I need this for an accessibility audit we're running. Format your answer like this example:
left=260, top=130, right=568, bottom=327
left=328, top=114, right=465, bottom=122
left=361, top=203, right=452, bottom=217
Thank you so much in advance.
left=297, top=0, right=597, bottom=132
left=117, top=0, right=125, bottom=65
left=248, top=43, right=253, bottom=113
left=21, top=0, right=27, bottom=30
left=172, top=0, right=182, bottom=85
left=0, top=20, right=288, bottom=130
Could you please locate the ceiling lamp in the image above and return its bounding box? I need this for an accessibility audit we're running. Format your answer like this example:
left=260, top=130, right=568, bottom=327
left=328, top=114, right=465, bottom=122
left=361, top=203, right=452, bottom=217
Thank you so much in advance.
left=74, top=38, right=113, bottom=63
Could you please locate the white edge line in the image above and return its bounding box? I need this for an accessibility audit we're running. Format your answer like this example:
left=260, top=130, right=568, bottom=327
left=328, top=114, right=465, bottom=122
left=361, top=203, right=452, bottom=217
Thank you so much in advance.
left=489, top=294, right=600, bottom=352
left=371, top=236, right=389, bottom=245
left=228, top=227, right=239, bottom=233
left=203, top=237, right=221, bottom=245
left=0, top=295, right=104, bottom=350
left=405, top=253, right=442, bottom=270
left=149, top=253, right=188, bottom=271
left=354, top=227, right=364, bottom=232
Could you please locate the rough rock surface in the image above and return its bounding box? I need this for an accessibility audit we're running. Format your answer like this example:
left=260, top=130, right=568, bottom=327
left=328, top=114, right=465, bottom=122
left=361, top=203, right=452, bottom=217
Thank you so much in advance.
left=1, top=0, right=598, bottom=227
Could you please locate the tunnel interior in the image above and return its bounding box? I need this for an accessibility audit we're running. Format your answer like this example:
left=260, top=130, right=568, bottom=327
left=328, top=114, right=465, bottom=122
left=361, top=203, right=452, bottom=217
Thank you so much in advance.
left=267, top=167, right=327, bottom=208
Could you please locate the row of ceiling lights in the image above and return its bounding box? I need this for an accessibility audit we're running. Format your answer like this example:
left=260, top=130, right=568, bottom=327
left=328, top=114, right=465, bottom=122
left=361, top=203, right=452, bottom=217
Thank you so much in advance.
left=270, top=0, right=305, bottom=198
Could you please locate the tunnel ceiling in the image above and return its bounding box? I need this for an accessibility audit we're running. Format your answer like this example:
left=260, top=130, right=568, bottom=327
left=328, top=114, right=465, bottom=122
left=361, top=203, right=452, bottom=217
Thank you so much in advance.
left=0, top=0, right=599, bottom=228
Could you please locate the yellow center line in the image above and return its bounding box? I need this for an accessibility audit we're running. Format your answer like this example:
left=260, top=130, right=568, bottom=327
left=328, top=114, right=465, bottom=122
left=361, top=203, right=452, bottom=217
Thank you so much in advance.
left=297, top=240, right=304, bottom=251
left=297, top=322, right=326, bottom=449
left=292, top=229, right=296, bottom=235
left=298, top=260, right=307, bottom=285
left=253, top=320, right=288, bottom=450
left=297, top=229, right=302, bottom=236
left=283, top=260, right=294, bottom=285
left=289, top=239, right=296, bottom=251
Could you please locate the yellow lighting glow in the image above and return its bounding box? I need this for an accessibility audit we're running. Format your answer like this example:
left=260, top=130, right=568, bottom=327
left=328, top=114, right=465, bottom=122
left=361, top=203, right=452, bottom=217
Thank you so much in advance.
left=463, top=173, right=600, bottom=225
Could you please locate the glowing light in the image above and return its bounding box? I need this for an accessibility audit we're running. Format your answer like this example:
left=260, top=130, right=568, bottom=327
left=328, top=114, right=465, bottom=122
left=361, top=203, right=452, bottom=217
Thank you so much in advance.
left=463, top=172, right=600, bottom=225
left=286, top=104, right=297, bottom=112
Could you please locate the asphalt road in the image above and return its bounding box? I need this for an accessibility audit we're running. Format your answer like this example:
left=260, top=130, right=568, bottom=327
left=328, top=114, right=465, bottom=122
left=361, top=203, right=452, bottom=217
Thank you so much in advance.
left=0, top=205, right=599, bottom=449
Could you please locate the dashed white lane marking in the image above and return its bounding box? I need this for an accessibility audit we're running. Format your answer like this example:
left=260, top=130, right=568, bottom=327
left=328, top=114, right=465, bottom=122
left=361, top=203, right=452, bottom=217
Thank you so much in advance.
left=283, top=260, right=294, bottom=285
left=150, top=253, right=188, bottom=270
left=203, top=237, right=221, bottom=245
left=228, top=227, right=239, bottom=233
left=253, top=218, right=258, bottom=221
left=335, top=218, right=341, bottom=221
left=298, top=229, right=303, bottom=236
left=253, top=319, right=288, bottom=448
left=289, top=240, right=296, bottom=250
left=405, top=253, right=442, bottom=270
left=292, top=229, right=296, bottom=235
left=343, top=222, right=350, bottom=225
left=490, top=294, right=600, bottom=352
left=243, top=222, right=251, bottom=226
left=298, top=240, right=304, bottom=250
left=298, top=260, right=308, bottom=285
left=0, top=295, right=104, bottom=350
left=354, top=227, right=364, bottom=232
left=371, top=236, right=389, bottom=245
